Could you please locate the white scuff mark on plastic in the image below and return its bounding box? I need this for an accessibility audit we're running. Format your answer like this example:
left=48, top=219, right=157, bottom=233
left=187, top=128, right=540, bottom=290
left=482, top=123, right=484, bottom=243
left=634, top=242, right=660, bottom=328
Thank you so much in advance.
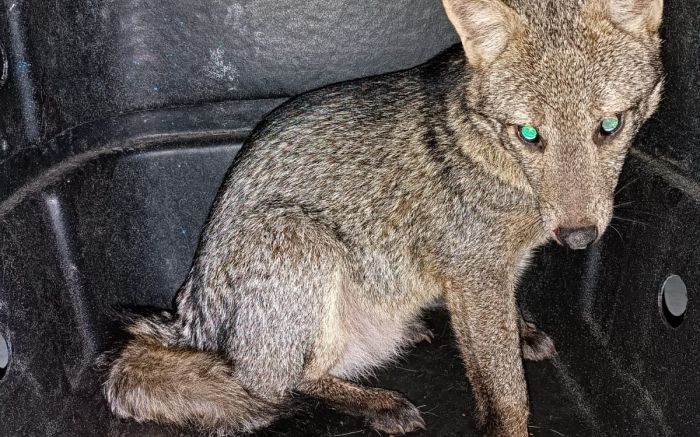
left=224, top=4, right=243, bottom=26
left=204, top=47, right=239, bottom=88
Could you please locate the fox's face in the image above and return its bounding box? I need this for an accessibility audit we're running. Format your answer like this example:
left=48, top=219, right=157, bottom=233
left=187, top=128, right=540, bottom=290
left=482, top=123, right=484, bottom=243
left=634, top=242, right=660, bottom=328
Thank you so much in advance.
left=444, top=0, right=663, bottom=249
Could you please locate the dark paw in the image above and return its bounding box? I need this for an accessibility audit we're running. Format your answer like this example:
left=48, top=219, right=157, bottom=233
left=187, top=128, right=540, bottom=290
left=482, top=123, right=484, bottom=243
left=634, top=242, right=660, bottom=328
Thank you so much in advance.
left=520, top=320, right=556, bottom=361
left=405, top=323, right=434, bottom=347
left=368, top=394, right=426, bottom=435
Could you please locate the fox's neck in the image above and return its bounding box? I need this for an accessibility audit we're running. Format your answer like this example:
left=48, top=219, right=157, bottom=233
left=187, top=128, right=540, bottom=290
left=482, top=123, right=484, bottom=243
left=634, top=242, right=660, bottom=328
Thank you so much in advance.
left=425, top=53, right=547, bottom=245
left=455, top=115, right=535, bottom=197
left=440, top=68, right=537, bottom=204
left=427, top=49, right=533, bottom=198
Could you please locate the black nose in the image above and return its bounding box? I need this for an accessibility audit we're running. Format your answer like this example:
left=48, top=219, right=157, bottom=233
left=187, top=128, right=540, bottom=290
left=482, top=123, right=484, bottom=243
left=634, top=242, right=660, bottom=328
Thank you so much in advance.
left=556, top=226, right=598, bottom=250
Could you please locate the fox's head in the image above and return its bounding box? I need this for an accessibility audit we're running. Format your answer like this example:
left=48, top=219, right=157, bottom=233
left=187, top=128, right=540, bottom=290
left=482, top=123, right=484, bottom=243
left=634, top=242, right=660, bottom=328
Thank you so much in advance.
left=444, top=0, right=664, bottom=249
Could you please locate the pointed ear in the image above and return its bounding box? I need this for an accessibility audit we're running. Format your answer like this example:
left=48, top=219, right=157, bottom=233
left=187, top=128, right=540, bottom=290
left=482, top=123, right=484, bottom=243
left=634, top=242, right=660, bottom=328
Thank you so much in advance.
left=604, top=0, right=663, bottom=34
left=442, top=0, right=523, bottom=68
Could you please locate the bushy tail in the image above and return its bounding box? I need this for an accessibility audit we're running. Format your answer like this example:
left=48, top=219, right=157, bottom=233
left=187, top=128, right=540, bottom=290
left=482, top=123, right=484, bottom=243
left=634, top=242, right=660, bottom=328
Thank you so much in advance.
left=101, top=313, right=276, bottom=434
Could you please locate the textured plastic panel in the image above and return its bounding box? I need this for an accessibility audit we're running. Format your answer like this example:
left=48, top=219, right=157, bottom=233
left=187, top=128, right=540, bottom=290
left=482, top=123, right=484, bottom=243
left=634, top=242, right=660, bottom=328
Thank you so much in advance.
left=0, top=0, right=458, bottom=150
left=0, top=1, right=699, bottom=436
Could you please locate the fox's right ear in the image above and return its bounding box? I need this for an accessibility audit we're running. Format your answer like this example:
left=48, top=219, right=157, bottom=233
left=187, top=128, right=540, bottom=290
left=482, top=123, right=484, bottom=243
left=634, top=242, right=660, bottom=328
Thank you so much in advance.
left=603, top=0, right=663, bottom=34
left=442, top=0, right=523, bottom=68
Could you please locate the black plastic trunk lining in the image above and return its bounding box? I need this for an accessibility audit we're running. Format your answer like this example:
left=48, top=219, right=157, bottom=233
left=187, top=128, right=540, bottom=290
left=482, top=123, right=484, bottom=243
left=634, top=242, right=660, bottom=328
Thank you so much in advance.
left=1, top=1, right=699, bottom=436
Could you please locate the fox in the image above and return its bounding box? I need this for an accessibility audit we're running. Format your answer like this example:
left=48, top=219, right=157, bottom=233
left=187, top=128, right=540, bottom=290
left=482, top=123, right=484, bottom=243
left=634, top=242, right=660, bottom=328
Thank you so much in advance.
left=101, top=0, right=664, bottom=436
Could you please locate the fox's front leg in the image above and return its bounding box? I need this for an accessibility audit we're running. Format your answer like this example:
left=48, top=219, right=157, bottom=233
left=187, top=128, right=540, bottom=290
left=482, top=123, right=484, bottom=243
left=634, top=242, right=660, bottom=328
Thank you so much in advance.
left=445, top=272, right=529, bottom=437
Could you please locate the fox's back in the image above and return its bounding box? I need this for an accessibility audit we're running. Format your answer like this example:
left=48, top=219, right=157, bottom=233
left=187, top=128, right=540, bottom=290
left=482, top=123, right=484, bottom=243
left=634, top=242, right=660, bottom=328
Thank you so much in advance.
left=215, top=47, right=468, bottom=227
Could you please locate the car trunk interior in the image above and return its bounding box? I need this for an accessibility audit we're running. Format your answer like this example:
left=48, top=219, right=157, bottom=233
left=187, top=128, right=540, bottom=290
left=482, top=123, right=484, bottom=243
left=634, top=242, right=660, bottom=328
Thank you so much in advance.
left=0, top=1, right=698, bottom=436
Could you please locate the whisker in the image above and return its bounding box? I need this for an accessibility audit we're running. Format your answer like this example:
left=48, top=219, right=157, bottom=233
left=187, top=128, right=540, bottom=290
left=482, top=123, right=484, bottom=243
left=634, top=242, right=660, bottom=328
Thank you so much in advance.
left=621, top=210, right=663, bottom=219
left=613, top=216, right=647, bottom=224
left=613, top=206, right=661, bottom=215
left=615, top=177, right=639, bottom=195
left=613, top=201, right=636, bottom=208
left=613, top=198, right=656, bottom=204
left=333, top=431, right=365, bottom=437
left=612, top=216, right=659, bottom=229
left=613, top=205, right=662, bottom=213
left=609, top=224, right=624, bottom=242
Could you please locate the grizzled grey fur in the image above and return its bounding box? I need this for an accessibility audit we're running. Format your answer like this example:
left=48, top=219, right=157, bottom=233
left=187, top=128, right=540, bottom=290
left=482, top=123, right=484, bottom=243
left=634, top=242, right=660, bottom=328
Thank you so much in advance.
left=102, top=0, right=664, bottom=435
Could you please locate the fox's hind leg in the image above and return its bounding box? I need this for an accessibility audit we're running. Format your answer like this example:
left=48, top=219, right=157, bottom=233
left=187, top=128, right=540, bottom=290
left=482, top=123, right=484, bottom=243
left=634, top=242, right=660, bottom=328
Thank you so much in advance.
left=299, top=376, right=425, bottom=435
left=182, top=203, right=355, bottom=399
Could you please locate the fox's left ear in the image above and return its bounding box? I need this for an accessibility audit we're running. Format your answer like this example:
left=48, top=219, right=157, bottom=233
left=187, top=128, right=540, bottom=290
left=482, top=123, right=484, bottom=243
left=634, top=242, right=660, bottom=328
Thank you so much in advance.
left=604, top=0, right=663, bottom=34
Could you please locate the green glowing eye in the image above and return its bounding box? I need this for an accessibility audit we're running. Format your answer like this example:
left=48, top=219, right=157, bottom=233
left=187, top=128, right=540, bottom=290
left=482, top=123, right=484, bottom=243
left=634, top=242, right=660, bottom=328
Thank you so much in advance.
left=519, top=125, right=539, bottom=143
left=600, top=115, right=621, bottom=135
